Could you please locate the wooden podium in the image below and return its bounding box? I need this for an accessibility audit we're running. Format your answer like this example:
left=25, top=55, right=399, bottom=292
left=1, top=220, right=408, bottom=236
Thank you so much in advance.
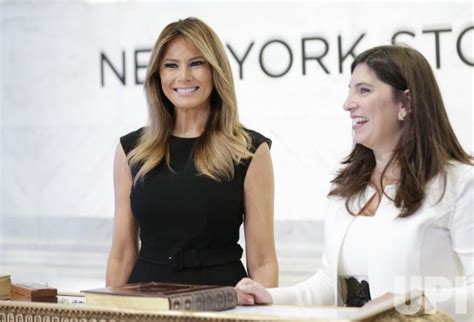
left=2, top=301, right=262, bottom=322
left=0, top=300, right=453, bottom=322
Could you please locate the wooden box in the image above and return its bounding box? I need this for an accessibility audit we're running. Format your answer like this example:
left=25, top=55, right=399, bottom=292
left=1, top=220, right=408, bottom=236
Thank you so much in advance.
left=10, top=283, right=57, bottom=303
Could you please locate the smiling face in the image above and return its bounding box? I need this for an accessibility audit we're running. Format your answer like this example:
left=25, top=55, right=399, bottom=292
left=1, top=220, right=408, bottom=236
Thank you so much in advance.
left=343, top=63, right=405, bottom=154
left=159, top=36, right=213, bottom=113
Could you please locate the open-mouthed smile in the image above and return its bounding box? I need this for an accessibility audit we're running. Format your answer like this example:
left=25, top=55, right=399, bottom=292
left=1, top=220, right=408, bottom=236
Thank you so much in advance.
left=352, top=116, right=369, bottom=130
left=174, top=87, right=199, bottom=95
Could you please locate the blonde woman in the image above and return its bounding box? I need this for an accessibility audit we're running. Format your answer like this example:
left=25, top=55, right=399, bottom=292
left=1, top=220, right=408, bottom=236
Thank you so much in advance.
left=106, top=17, right=278, bottom=288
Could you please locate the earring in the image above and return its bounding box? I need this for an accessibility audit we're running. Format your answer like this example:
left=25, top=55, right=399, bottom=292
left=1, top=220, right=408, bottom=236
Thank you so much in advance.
left=398, top=111, right=406, bottom=121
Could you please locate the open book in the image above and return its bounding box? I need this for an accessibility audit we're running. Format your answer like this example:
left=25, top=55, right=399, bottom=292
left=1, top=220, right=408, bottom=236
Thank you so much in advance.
left=227, top=290, right=424, bottom=321
left=82, top=282, right=237, bottom=312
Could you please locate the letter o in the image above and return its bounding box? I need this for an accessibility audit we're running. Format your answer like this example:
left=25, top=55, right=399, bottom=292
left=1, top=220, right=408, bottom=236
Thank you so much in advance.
left=259, top=39, right=293, bottom=78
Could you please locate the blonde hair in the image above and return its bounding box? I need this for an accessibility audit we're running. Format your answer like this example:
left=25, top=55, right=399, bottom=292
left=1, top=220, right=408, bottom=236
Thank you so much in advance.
left=128, top=17, right=252, bottom=183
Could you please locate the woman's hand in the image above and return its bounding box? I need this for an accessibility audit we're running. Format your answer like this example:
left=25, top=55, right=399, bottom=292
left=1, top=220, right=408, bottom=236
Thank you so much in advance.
left=235, top=278, right=273, bottom=305
left=363, top=291, right=433, bottom=315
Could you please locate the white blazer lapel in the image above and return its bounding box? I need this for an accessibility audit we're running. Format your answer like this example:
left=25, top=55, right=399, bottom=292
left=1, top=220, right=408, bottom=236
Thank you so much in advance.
left=324, top=198, right=357, bottom=305
left=325, top=187, right=375, bottom=305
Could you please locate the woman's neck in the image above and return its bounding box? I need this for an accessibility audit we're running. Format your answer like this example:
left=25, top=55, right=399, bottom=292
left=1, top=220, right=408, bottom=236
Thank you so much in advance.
left=173, top=108, right=209, bottom=138
left=372, top=150, right=400, bottom=189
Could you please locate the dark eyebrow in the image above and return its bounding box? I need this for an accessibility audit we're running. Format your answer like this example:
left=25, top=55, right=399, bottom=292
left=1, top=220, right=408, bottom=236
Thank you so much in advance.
left=162, top=56, right=205, bottom=63
left=162, top=58, right=179, bottom=63
left=354, top=82, right=373, bottom=88
left=189, top=56, right=205, bottom=61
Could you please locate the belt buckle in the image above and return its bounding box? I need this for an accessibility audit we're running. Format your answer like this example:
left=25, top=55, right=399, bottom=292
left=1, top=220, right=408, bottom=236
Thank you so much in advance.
left=169, top=248, right=183, bottom=271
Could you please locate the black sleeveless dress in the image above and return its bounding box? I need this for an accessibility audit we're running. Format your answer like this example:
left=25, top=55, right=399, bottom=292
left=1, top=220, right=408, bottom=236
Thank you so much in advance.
left=120, top=127, right=271, bottom=286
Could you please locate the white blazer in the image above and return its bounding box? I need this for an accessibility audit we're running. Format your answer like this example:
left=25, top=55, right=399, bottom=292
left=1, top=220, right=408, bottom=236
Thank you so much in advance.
left=270, top=162, right=473, bottom=321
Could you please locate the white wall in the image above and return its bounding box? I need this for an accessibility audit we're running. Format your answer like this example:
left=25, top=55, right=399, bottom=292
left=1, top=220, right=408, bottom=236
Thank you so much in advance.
left=1, top=0, right=472, bottom=290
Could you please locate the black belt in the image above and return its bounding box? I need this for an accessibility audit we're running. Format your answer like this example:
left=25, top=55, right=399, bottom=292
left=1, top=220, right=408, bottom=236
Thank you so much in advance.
left=345, top=277, right=371, bottom=307
left=139, top=244, right=243, bottom=271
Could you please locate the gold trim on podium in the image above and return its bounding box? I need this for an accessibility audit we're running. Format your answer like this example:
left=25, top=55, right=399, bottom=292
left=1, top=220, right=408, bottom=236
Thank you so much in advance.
left=0, top=300, right=454, bottom=322
left=1, top=301, right=274, bottom=322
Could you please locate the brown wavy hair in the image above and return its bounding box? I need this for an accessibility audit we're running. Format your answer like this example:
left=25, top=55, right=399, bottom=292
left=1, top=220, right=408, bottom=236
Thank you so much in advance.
left=329, top=45, right=472, bottom=217
left=128, top=17, right=252, bottom=183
